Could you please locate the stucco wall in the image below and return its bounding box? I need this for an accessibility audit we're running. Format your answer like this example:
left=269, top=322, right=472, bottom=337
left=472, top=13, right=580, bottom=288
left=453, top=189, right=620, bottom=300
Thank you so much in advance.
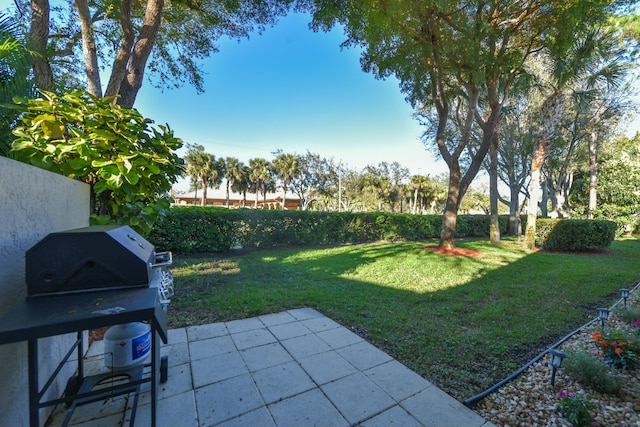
left=0, top=156, right=90, bottom=426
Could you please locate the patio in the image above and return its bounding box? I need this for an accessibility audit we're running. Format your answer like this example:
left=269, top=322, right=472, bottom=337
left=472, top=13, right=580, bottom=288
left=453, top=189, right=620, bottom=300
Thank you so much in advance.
left=46, top=308, right=494, bottom=427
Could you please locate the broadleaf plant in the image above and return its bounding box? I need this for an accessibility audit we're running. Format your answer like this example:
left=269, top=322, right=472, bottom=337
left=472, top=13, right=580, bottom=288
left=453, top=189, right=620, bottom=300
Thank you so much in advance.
left=10, top=90, right=184, bottom=235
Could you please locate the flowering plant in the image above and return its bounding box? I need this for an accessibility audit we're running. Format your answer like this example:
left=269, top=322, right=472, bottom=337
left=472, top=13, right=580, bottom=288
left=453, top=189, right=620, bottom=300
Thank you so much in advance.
left=557, top=391, right=598, bottom=426
left=632, top=319, right=640, bottom=334
left=591, top=330, right=638, bottom=370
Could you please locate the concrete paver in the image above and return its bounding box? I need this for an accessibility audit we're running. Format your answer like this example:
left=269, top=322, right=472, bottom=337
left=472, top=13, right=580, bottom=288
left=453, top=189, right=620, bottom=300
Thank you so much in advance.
left=269, top=389, right=349, bottom=427
left=297, top=350, right=359, bottom=385
left=321, top=372, right=396, bottom=425
left=252, top=361, right=316, bottom=404
left=48, top=308, right=495, bottom=427
left=239, top=342, right=294, bottom=372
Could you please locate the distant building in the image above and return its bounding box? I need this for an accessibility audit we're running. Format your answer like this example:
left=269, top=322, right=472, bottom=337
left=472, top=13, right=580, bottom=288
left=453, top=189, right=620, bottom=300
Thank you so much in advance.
left=171, top=188, right=300, bottom=210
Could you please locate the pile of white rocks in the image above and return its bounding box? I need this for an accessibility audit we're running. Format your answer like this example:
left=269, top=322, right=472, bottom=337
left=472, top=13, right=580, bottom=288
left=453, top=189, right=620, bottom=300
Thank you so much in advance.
left=474, top=294, right=640, bottom=427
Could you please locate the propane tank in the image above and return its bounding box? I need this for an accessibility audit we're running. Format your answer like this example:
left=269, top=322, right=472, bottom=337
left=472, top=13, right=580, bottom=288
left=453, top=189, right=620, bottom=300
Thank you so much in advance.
left=104, top=322, right=151, bottom=370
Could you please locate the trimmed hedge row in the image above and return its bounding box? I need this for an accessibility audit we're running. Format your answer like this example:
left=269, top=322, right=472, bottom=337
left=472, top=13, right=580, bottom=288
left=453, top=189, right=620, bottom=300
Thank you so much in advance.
left=148, top=207, right=616, bottom=254
left=148, top=207, right=509, bottom=254
left=537, top=218, right=617, bottom=251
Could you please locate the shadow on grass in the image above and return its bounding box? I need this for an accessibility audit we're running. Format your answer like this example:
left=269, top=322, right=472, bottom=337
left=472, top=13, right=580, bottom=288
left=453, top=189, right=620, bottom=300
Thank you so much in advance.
left=169, top=238, right=640, bottom=400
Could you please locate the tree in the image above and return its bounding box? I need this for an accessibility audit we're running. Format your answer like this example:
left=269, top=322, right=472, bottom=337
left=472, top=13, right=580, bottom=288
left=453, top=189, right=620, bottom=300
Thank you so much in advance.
left=524, top=26, right=628, bottom=248
left=10, top=90, right=184, bottom=234
left=231, top=163, right=251, bottom=207
left=0, top=12, right=34, bottom=156
left=310, top=0, right=610, bottom=249
left=290, top=151, right=338, bottom=210
left=271, top=151, right=299, bottom=210
left=495, top=98, right=537, bottom=237
left=357, top=169, right=392, bottom=211
left=222, top=157, right=243, bottom=208
left=407, top=175, right=445, bottom=214
left=372, top=162, right=410, bottom=212
left=21, top=0, right=294, bottom=107
left=184, top=144, right=219, bottom=206
left=249, top=157, right=272, bottom=208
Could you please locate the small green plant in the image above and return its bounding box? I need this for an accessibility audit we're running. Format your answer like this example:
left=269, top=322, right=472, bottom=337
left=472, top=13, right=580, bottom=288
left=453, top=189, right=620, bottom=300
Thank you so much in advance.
left=632, top=319, right=640, bottom=335
left=592, top=330, right=638, bottom=370
left=557, top=390, right=598, bottom=426
left=614, top=305, right=640, bottom=324
left=563, top=351, right=621, bottom=395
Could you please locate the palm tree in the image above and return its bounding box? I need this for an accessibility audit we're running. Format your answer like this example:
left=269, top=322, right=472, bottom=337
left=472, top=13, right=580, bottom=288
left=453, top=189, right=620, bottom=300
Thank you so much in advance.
left=271, top=152, right=299, bottom=210
left=223, top=157, right=243, bottom=208
left=0, top=12, right=34, bottom=156
left=249, top=158, right=271, bottom=208
left=524, top=28, right=626, bottom=249
left=231, top=164, right=251, bottom=207
left=184, top=144, right=219, bottom=206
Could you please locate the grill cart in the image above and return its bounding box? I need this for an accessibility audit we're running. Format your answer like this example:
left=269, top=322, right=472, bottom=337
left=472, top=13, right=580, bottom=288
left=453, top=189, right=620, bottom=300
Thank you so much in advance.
left=0, top=225, right=174, bottom=427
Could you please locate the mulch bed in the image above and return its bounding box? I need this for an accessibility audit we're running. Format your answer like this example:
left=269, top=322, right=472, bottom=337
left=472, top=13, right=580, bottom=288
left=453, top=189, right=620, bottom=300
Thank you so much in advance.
left=421, top=245, right=482, bottom=256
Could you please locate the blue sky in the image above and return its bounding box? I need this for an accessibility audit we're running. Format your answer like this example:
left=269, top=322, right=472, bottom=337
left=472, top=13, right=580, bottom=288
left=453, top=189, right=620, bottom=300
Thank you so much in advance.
left=133, top=12, right=449, bottom=189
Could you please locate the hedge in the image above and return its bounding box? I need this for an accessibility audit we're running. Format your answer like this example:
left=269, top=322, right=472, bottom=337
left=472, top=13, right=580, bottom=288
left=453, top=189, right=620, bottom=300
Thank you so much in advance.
left=537, top=219, right=617, bottom=251
left=148, top=207, right=616, bottom=254
left=148, top=207, right=511, bottom=254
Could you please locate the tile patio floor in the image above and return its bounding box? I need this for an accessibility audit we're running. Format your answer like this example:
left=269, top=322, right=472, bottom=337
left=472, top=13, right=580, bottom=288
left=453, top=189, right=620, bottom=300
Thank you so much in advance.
left=46, top=308, right=495, bottom=427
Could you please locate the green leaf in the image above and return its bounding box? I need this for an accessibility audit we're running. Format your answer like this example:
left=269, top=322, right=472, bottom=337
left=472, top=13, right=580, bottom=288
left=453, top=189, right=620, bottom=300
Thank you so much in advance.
left=105, top=173, right=123, bottom=188
left=90, top=214, right=112, bottom=225
left=69, top=157, right=88, bottom=170
left=92, top=159, right=115, bottom=167
left=124, top=170, right=140, bottom=185
left=11, top=140, right=33, bottom=151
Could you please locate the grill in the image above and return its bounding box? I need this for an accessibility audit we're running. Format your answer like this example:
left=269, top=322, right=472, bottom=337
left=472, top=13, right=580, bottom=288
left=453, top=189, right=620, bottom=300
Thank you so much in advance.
left=25, top=225, right=173, bottom=302
left=0, top=225, right=172, bottom=427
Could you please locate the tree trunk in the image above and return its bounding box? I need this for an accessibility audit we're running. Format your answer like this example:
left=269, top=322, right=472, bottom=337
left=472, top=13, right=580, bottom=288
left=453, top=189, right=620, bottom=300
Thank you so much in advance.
left=28, top=0, right=54, bottom=91
left=74, top=0, right=102, bottom=97
left=201, top=179, right=208, bottom=206
left=116, top=0, right=164, bottom=108
left=105, top=0, right=134, bottom=98
left=508, top=183, right=520, bottom=236
left=282, top=183, right=287, bottom=210
left=225, top=181, right=230, bottom=208
left=524, top=90, right=566, bottom=250
left=524, top=156, right=543, bottom=250
left=489, top=131, right=500, bottom=244
left=255, top=183, right=259, bottom=208
left=588, top=130, right=598, bottom=219
left=440, top=165, right=461, bottom=249
left=541, top=180, right=549, bottom=217
left=263, top=183, right=267, bottom=206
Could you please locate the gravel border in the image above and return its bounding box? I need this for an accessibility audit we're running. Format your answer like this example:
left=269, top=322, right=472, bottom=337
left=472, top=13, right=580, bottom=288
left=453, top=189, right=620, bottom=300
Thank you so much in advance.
left=474, top=291, right=640, bottom=426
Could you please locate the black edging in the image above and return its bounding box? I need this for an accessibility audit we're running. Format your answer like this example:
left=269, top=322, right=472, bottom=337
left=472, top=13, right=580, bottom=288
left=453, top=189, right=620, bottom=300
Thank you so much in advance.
left=464, top=281, right=640, bottom=408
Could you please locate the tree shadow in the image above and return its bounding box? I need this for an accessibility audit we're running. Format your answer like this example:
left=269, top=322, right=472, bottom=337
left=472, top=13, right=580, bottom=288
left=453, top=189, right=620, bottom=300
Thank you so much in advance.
left=169, top=238, right=640, bottom=400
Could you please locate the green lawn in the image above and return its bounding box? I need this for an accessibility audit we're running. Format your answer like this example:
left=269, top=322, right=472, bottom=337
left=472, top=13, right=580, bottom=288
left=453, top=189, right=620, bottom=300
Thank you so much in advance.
left=168, top=237, right=640, bottom=400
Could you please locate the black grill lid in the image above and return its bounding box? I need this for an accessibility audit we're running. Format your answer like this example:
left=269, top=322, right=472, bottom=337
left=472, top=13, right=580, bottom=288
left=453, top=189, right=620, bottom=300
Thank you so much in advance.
left=26, top=225, right=155, bottom=296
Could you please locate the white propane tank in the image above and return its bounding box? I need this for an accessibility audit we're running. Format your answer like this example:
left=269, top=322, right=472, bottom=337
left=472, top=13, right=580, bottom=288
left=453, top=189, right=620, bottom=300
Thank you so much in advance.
left=104, top=322, right=151, bottom=369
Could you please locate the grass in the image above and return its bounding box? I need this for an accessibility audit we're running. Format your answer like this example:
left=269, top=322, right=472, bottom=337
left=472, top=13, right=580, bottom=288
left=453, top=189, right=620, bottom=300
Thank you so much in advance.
left=167, top=236, right=640, bottom=400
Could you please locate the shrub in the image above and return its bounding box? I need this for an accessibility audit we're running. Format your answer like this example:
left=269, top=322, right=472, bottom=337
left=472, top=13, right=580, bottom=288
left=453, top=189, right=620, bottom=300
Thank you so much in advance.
left=563, top=351, right=621, bottom=395
left=614, top=305, right=640, bottom=324
left=538, top=219, right=616, bottom=251
left=592, top=204, right=640, bottom=236
left=10, top=90, right=184, bottom=235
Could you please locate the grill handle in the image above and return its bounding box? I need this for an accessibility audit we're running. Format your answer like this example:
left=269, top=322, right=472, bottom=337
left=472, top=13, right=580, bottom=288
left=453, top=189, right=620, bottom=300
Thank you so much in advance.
left=151, top=251, right=172, bottom=268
